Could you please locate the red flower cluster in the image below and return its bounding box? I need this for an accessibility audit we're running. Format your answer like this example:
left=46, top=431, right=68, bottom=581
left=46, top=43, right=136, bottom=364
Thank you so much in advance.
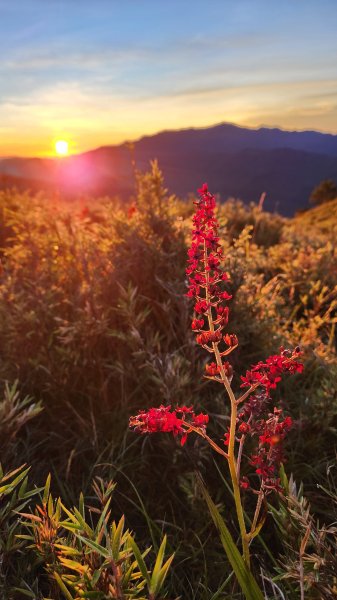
left=236, top=389, right=294, bottom=491
left=238, top=391, right=270, bottom=422
left=240, top=347, right=303, bottom=394
left=129, top=405, right=209, bottom=446
left=250, top=408, right=293, bottom=490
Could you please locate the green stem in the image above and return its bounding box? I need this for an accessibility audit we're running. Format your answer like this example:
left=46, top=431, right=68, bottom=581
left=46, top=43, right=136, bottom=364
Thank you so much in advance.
left=213, top=342, right=251, bottom=568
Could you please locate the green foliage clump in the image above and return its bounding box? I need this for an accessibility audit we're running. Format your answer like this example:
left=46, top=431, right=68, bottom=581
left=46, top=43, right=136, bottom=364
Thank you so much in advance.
left=1, top=466, right=173, bottom=599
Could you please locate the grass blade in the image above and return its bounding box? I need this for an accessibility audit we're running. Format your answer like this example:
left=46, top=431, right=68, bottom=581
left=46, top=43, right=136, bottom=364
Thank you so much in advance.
left=199, top=479, right=264, bottom=600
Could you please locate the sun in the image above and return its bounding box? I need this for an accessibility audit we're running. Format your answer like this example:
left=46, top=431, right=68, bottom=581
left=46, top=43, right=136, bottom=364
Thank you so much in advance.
left=55, top=140, right=69, bottom=156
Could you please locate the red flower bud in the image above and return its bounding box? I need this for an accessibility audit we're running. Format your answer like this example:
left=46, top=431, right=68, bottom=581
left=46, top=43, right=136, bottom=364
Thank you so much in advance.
left=205, top=362, right=219, bottom=376
left=223, top=334, right=238, bottom=347
left=240, top=477, right=250, bottom=490
left=238, top=422, right=250, bottom=434
left=192, top=318, right=204, bottom=330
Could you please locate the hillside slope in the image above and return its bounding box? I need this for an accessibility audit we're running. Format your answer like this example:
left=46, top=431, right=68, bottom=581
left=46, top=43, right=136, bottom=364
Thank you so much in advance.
left=290, top=198, right=337, bottom=235
left=1, top=122, right=337, bottom=215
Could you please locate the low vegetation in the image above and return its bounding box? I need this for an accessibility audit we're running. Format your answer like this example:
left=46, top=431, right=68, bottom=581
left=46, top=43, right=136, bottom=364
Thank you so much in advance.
left=0, top=163, right=336, bottom=598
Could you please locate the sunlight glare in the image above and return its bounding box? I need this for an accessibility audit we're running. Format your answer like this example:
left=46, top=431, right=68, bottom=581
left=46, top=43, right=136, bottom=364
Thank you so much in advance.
left=55, top=140, right=69, bottom=156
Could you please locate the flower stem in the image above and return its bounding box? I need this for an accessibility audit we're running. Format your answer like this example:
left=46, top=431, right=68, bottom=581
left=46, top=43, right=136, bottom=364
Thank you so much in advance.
left=214, top=342, right=251, bottom=567
left=249, top=488, right=264, bottom=540
left=182, top=421, right=229, bottom=459
left=203, top=240, right=250, bottom=566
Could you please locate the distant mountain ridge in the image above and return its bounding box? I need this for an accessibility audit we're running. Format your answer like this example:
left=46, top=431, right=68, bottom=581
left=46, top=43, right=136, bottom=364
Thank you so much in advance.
left=1, top=122, right=337, bottom=215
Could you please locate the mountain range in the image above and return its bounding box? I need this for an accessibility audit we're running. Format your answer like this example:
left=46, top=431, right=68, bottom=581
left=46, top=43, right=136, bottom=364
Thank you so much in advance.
left=1, top=122, right=337, bottom=216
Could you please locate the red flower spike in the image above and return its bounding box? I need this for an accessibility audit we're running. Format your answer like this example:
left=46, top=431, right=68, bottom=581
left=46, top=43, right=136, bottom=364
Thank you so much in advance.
left=186, top=185, right=236, bottom=357
left=247, top=408, right=293, bottom=490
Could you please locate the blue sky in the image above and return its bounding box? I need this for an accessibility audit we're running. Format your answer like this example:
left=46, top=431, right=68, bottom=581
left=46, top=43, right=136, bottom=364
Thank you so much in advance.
left=1, top=0, right=337, bottom=155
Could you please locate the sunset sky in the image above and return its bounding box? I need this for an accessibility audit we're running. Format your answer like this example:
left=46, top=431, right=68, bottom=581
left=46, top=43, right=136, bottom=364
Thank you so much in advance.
left=1, top=0, right=337, bottom=157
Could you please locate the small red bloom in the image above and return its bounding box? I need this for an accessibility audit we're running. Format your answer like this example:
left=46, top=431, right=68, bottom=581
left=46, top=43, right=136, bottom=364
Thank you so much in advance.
left=194, top=300, right=209, bottom=314
left=223, top=431, right=230, bottom=446
left=238, top=422, right=250, bottom=434
left=196, top=329, right=222, bottom=346
left=240, top=477, right=250, bottom=490
left=192, top=318, right=204, bottom=330
left=197, top=183, right=209, bottom=195
left=193, top=413, right=209, bottom=426
left=219, top=291, right=233, bottom=301
left=205, top=362, right=219, bottom=376
left=222, top=361, right=233, bottom=378
left=223, top=334, right=238, bottom=347
left=216, top=305, right=229, bottom=316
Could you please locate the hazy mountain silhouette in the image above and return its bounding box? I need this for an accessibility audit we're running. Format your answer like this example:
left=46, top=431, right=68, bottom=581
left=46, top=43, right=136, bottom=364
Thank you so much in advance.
left=1, top=122, right=337, bottom=215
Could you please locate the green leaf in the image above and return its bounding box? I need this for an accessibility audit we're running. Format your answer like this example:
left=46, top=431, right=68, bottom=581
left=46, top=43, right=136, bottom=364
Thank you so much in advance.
left=151, top=553, right=175, bottom=596
left=129, top=535, right=150, bottom=586
left=209, top=572, right=235, bottom=599
left=11, top=588, right=37, bottom=598
left=96, top=496, right=112, bottom=534
left=72, top=533, right=110, bottom=558
left=43, top=473, right=51, bottom=505
left=279, top=463, right=289, bottom=493
left=0, top=467, right=30, bottom=495
left=79, top=491, right=85, bottom=517
left=72, top=506, right=94, bottom=536
left=60, top=503, right=93, bottom=536
left=53, top=571, right=74, bottom=600
left=111, top=515, right=125, bottom=561
left=18, top=477, right=28, bottom=499
left=199, top=481, right=264, bottom=600
left=0, top=464, right=26, bottom=484
left=150, top=534, right=167, bottom=594
left=47, top=492, right=54, bottom=517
